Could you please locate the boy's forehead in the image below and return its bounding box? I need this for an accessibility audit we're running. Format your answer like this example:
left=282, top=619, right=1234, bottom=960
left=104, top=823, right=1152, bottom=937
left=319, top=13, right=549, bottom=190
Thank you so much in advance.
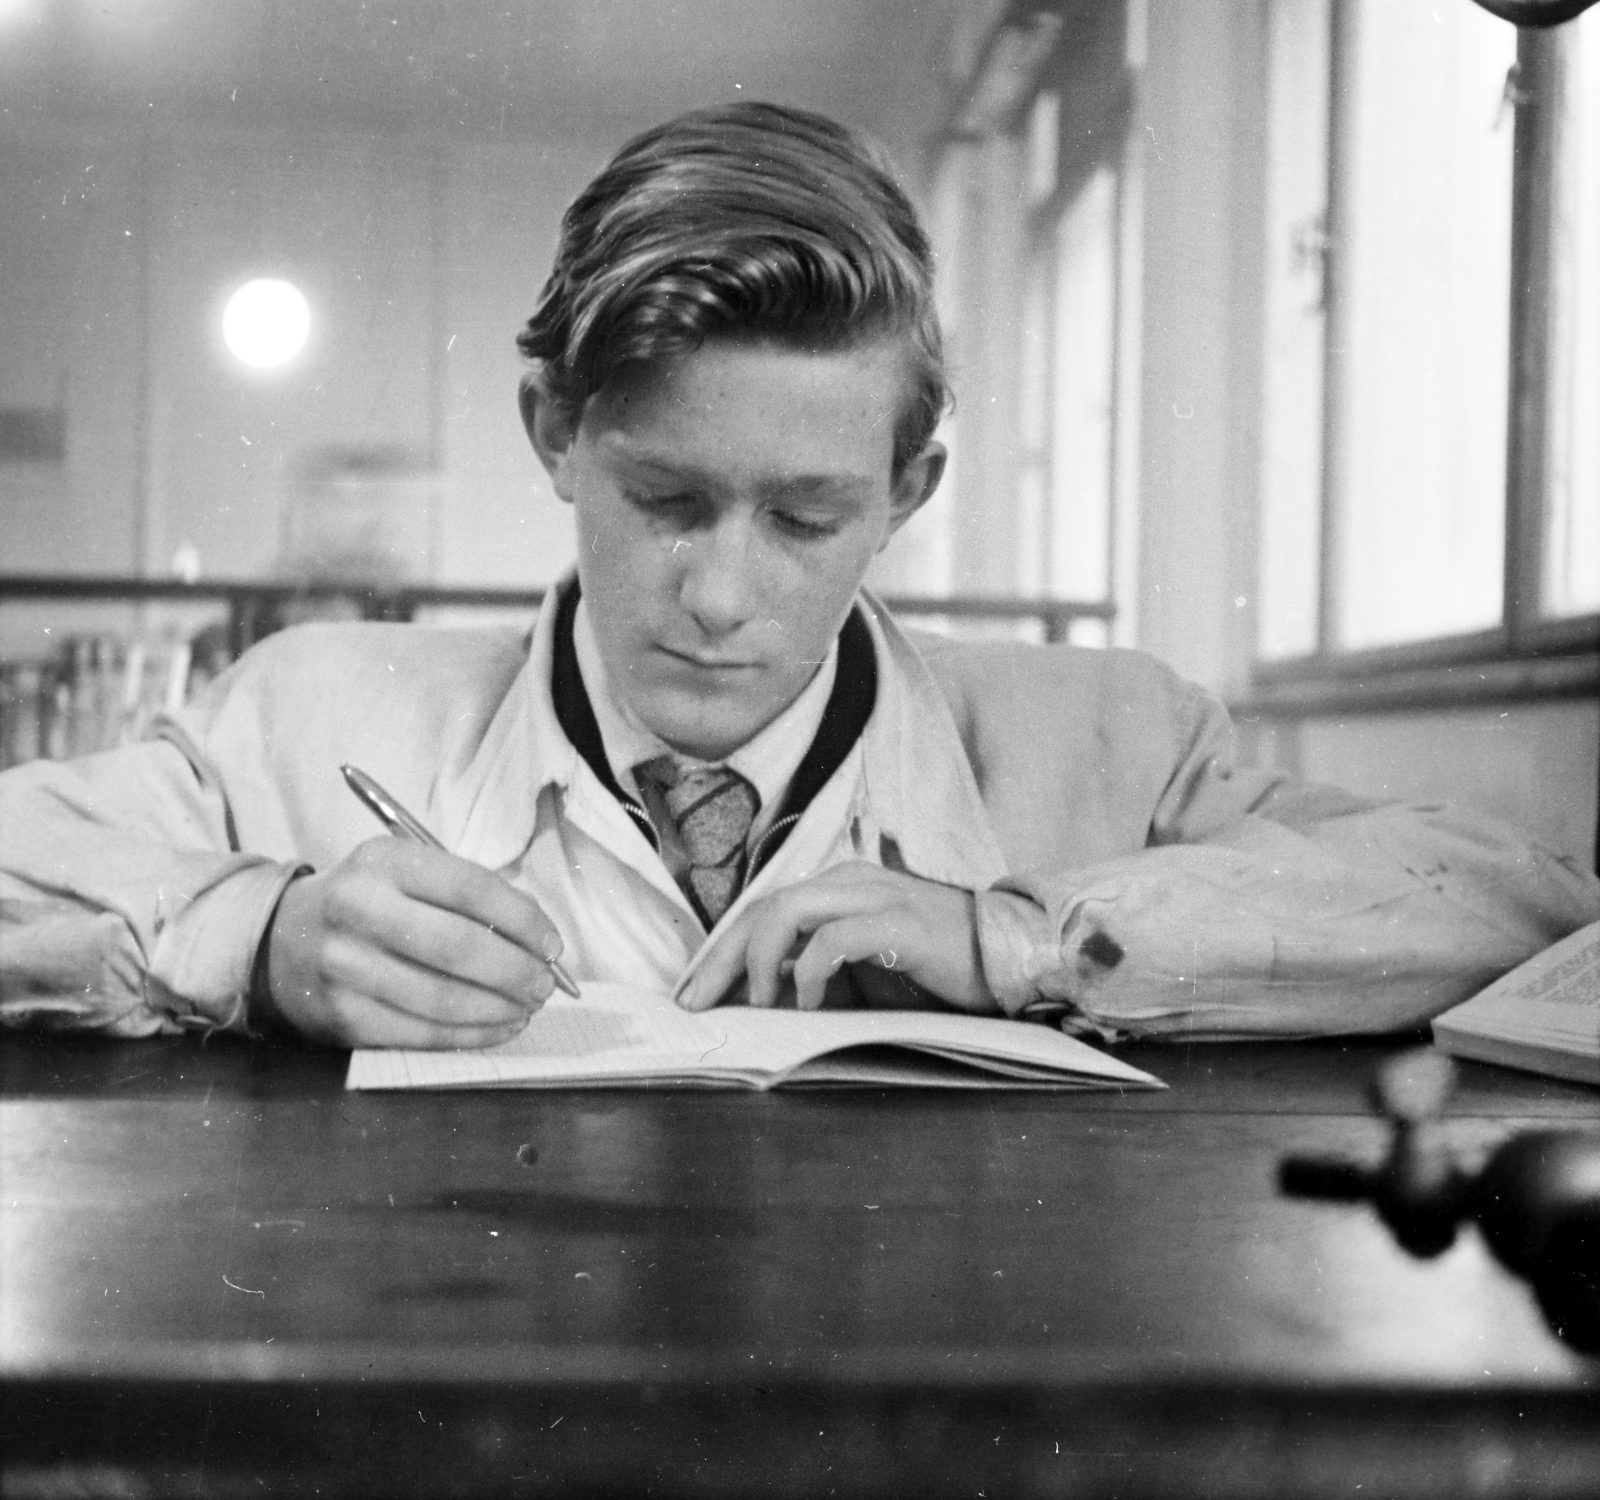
left=583, top=337, right=910, bottom=473
left=596, top=336, right=909, bottom=404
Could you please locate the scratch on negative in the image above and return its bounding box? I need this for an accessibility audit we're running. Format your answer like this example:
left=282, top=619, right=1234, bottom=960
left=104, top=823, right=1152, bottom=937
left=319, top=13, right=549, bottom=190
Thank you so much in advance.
left=223, top=1275, right=265, bottom=1296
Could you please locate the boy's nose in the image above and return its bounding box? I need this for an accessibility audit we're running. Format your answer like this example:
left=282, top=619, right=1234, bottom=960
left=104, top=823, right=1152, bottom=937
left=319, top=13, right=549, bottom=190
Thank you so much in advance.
left=678, top=515, right=759, bottom=637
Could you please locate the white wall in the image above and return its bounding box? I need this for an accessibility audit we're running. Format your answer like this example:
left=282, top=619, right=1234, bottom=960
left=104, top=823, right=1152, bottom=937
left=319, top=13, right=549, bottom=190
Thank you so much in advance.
left=0, top=120, right=602, bottom=594
left=1251, top=700, right=1600, bottom=867
left=0, top=124, right=146, bottom=578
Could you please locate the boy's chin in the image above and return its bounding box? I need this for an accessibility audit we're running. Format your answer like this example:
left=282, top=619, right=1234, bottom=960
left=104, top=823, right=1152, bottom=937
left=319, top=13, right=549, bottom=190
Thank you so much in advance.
left=641, top=689, right=784, bottom=763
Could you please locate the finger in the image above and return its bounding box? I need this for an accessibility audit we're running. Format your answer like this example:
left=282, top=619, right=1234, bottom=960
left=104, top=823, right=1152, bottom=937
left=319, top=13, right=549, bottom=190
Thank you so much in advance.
left=678, top=863, right=902, bottom=1012
left=357, top=840, right=566, bottom=965
left=738, top=872, right=900, bottom=1008
left=791, top=915, right=901, bottom=1011
left=326, top=875, right=555, bottom=1007
left=321, top=933, right=540, bottom=1029
left=678, top=912, right=755, bottom=1011
left=320, top=991, right=532, bottom=1051
left=742, top=901, right=839, bottom=1009
left=679, top=877, right=877, bottom=1011
left=849, top=961, right=937, bottom=1010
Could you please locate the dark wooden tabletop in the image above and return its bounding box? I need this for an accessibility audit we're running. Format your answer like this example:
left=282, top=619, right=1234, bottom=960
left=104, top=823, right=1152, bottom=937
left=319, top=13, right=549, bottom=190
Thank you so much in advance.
left=3, top=1028, right=1598, bottom=1499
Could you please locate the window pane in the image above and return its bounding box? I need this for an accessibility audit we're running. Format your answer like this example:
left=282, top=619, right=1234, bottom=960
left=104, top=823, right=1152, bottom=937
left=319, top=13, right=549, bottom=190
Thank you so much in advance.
left=1026, top=90, right=1060, bottom=209
left=1066, top=617, right=1109, bottom=649
left=1017, top=257, right=1051, bottom=596
left=1334, top=0, right=1514, bottom=649
left=1049, top=166, right=1116, bottom=602
left=1545, top=7, right=1600, bottom=619
left=1257, top=0, right=1331, bottom=660
left=872, top=150, right=968, bottom=596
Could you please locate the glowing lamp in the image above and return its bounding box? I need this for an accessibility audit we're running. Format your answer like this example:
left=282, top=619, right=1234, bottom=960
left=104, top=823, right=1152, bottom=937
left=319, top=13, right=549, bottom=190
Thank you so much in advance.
left=222, top=278, right=311, bottom=370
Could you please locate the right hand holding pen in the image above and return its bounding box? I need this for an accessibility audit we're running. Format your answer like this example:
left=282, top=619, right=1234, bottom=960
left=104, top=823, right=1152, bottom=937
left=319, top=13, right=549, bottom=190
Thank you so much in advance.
left=261, top=838, right=564, bottom=1048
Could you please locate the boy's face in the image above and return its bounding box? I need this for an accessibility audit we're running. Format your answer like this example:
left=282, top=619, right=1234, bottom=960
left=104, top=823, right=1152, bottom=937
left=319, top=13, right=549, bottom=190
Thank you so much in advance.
left=527, top=339, right=942, bottom=761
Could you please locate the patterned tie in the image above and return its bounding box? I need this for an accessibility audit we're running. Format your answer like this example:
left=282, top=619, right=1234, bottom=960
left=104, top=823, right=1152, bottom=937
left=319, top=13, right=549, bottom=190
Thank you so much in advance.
left=635, top=755, right=760, bottom=927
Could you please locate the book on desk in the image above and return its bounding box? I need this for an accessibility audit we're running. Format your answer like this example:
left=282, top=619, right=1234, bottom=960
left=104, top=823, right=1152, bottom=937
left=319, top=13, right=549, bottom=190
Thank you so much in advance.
left=346, top=981, right=1164, bottom=1091
left=1432, top=919, right=1600, bottom=1087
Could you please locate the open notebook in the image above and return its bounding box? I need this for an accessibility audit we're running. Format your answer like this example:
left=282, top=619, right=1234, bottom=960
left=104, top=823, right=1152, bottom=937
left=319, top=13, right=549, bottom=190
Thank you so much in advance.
left=346, top=983, right=1163, bottom=1092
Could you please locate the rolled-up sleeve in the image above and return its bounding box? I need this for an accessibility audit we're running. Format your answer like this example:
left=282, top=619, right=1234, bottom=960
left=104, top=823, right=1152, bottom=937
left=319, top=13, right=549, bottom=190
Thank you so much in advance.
left=976, top=689, right=1600, bottom=1039
left=0, top=728, right=305, bottom=1038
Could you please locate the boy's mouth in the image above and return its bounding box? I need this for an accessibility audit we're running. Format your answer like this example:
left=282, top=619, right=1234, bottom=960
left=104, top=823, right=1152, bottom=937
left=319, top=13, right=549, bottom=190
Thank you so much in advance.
left=658, top=645, right=761, bottom=671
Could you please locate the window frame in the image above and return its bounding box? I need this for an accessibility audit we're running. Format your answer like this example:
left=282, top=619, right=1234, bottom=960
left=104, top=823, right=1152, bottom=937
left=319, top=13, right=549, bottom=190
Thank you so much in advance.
left=924, top=0, right=1136, bottom=639
left=1012, top=6, right=1135, bottom=631
left=1250, top=9, right=1600, bottom=715
left=1018, top=67, right=1131, bottom=623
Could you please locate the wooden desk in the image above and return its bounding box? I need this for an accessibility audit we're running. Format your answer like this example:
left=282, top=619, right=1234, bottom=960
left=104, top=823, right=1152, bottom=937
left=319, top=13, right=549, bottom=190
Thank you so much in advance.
left=3, top=1032, right=1597, bottom=1498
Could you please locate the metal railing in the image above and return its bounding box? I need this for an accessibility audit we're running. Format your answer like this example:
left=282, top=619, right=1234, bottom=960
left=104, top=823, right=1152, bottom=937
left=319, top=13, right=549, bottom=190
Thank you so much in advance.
left=0, top=574, right=1113, bottom=653
left=0, top=575, right=1114, bottom=768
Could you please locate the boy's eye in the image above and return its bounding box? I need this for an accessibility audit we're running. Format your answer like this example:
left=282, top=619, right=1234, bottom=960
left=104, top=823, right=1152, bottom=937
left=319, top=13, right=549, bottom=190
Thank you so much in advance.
left=769, top=508, right=843, bottom=540
left=623, top=487, right=845, bottom=542
left=625, top=489, right=703, bottom=521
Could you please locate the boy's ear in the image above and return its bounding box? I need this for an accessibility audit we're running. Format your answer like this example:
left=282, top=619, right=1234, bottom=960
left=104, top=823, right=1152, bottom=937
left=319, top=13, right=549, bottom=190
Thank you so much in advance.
left=882, top=441, right=947, bottom=545
left=519, top=372, right=580, bottom=498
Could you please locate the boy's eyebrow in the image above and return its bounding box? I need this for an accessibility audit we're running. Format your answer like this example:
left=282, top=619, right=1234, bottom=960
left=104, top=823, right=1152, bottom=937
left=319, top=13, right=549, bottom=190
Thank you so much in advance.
left=752, top=474, right=874, bottom=503
left=606, top=445, right=876, bottom=501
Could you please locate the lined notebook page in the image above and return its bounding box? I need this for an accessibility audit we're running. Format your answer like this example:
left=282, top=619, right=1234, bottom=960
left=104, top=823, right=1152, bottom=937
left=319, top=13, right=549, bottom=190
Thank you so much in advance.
left=346, top=983, right=1161, bottom=1091
left=349, top=986, right=784, bottom=1090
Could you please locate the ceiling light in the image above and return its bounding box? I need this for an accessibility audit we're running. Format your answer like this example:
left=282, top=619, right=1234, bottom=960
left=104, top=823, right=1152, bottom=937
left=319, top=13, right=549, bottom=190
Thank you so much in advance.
left=222, top=278, right=311, bottom=370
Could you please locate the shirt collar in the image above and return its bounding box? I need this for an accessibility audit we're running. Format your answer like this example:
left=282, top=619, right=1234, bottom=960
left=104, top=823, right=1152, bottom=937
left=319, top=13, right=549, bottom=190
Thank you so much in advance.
left=571, top=594, right=838, bottom=840
left=440, top=573, right=1007, bottom=899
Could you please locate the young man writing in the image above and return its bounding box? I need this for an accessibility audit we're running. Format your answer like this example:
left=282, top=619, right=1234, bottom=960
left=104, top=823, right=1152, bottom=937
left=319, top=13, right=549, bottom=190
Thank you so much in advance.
left=2, top=103, right=1596, bottom=1048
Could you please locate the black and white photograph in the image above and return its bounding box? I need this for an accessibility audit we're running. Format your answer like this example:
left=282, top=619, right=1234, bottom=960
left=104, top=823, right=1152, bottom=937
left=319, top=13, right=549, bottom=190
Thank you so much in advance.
left=2, top=1, right=1598, bottom=1494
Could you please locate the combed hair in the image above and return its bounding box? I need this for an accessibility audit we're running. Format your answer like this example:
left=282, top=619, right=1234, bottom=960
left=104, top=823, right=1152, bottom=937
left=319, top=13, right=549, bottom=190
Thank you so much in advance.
left=517, top=101, right=949, bottom=476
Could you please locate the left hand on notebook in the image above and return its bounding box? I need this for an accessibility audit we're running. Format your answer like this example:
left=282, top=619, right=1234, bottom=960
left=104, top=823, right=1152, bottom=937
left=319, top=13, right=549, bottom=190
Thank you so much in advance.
left=677, top=861, right=998, bottom=1014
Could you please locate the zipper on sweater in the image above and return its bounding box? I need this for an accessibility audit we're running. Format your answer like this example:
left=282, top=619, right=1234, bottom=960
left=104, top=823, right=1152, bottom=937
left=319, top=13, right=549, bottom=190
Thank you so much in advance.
left=743, top=812, right=801, bottom=891
left=623, top=798, right=660, bottom=852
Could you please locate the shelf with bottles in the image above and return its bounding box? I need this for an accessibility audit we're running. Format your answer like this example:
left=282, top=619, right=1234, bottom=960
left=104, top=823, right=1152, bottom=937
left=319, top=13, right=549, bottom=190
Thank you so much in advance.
left=0, top=627, right=231, bottom=771
left=0, top=579, right=407, bottom=771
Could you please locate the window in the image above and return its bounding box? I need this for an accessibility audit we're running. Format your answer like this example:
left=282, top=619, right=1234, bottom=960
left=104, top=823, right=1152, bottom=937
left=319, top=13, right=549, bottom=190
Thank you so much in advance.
left=1013, top=9, right=1135, bottom=649
left=1047, top=165, right=1118, bottom=629
left=1333, top=0, right=1515, bottom=650
left=1257, top=0, right=1600, bottom=681
left=909, top=2, right=1131, bottom=646
left=1258, top=0, right=1333, bottom=662
left=1018, top=96, right=1119, bottom=642
left=1547, top=5, right=1600, bottom=618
